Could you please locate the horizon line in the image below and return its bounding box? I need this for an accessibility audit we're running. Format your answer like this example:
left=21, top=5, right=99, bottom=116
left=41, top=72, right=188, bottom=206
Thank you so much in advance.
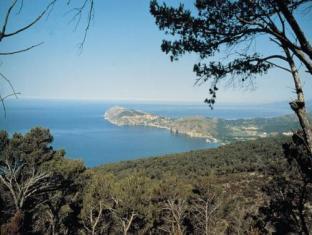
left=4, top=96, right=302, bottom=106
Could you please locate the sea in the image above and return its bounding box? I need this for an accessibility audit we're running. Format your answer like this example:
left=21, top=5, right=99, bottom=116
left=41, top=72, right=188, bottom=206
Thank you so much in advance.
left=0, top=99, right=295, bottom=167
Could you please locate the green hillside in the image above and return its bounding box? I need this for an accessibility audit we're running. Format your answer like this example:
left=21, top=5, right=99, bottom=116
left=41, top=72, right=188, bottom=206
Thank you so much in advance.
left=96, top=135, right=289, bottom=179
left=1, top=128, right=311, bottom=234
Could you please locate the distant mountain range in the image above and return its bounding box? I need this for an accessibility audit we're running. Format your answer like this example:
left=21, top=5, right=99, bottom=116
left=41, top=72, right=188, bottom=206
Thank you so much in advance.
left=104, top=106, right=310, bottom=144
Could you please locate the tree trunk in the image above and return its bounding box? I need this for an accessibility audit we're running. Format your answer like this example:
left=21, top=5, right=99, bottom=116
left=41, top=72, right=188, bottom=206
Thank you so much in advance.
left=284, top=47, right=312, bottom=155
left=276, top=0, right=312, bottom=61
left=2, top=210, right=24, bottom=235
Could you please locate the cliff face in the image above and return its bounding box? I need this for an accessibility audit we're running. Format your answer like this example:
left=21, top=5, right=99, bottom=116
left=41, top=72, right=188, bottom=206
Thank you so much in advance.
left=104, top=106, right=301, bottom=144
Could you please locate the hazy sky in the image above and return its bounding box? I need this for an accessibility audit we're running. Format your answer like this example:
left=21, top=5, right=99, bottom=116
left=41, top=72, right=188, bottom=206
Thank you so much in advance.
left=1, top=0, right=312, bottom=104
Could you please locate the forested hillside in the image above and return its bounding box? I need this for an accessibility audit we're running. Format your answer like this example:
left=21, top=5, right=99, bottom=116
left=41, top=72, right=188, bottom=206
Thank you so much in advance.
left=97, top=135, right=288, bottom=178
left=0, top=128, right=311, bottom=234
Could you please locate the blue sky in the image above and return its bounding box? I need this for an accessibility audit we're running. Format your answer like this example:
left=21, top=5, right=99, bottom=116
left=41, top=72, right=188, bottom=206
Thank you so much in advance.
left=0, top=0, right=311, bottom=104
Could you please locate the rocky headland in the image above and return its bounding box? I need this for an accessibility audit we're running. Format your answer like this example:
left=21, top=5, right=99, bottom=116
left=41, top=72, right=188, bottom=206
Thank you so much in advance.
left=104, top=106, right=302, bottom=144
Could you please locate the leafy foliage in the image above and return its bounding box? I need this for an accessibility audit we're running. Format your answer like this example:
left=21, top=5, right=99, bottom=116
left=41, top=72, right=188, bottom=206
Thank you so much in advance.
left=0, top=128, right=86, bottom=234
left=150, top=0, right=312, bottom=107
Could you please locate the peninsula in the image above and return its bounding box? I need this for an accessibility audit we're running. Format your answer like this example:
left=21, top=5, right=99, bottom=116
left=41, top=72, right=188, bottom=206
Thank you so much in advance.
left=104, top=106, right=302, bottom=144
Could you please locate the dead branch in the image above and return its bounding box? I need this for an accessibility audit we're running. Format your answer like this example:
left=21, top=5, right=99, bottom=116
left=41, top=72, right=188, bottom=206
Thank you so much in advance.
left=0, top=160, right=51, bottom=210
left=0, top=42, right=44, bottom=55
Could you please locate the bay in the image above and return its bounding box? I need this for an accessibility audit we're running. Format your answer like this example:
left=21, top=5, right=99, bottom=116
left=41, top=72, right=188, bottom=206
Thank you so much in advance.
left=0, top=99, right=293, bottom=167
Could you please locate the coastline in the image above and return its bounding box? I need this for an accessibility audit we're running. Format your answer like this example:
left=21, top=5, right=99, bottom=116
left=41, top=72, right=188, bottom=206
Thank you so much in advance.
left=104, top=106, right=301, bottom=144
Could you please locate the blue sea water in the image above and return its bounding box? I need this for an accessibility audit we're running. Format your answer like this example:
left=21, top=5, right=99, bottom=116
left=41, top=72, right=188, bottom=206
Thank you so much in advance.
left=0, top=99, right=294, bottom=167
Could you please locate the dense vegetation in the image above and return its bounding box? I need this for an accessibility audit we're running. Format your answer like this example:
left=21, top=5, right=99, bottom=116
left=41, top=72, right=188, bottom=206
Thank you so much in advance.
left=0, top=128, right=311, bottom=234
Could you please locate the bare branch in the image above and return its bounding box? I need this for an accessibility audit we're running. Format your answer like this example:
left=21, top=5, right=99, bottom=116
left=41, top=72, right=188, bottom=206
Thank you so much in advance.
left=64, top=0, right=94, bottom=50
left=0, top=160, right=52, bottom=210
left=1, top=0, right=18, bottom=41
left=0, top=72, right=20, bottom=118
left=17, top=0, right=24, bottom=15
left=3, top=0, right=57, bottom=39
left=0, top=42, right=44, bottom=56
left=79, top=0, right=94, bottom=50
left=161, top=198, right=186, bottom=234
left=0, top=72, right=19, bottom=99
